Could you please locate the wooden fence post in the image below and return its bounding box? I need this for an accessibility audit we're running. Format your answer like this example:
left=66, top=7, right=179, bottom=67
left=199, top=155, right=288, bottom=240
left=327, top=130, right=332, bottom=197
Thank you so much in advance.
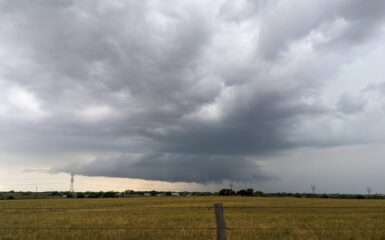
left=214, top=203, right=227, bottom=240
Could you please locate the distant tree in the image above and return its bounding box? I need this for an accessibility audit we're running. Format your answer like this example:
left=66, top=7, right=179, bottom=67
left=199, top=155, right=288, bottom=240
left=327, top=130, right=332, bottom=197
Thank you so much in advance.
left=62, top=191, right=74, bottom=198
left=246, top=188, right=254, bottom=196
left=50, top=191, right=60, bottom=196
left=235, top=188, right=254, bottom=196
left=219, top=189, right=235, bottom=196
left=303, top=193, right=314, bottom=198
left=254, top=191, right=264, bottom=197
left=237, top=189, right=247, bottom=196
left=320, top=194, right=329, bottom=199
left=102, top=191, right=117, bottom=198
left=150, top=190, right=158, bottom=196
left=294, top=193, right=302, bottom=198
left=76, top=192, right=85, bottom=198
left=87, top=192, right=103, bottom=198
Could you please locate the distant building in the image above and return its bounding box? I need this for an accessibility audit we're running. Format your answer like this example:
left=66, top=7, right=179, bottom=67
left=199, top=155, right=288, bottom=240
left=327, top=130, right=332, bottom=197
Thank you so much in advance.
left=171, top=192, right=179, bottom=196
left=62, top=195, right=68, bottom=198
left=144, top=193, right=151, bottom=196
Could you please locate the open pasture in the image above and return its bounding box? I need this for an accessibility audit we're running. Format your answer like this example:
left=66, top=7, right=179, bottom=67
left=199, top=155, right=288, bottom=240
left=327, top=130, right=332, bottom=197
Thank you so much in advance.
left=1, top=196, right=385, bottom=239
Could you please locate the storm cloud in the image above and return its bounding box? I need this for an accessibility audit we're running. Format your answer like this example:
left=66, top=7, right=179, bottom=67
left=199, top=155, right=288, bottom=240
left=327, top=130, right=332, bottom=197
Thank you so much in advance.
left=337, top=93, right=367, bottom=114
left=1, top=0, right=385, bottom=184
left=51, top=153, right=270, bottom=183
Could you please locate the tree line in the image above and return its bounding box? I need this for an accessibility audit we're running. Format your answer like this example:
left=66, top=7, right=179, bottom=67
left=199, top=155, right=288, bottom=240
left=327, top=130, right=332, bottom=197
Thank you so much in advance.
left=1, top=189, right=384, bottom=200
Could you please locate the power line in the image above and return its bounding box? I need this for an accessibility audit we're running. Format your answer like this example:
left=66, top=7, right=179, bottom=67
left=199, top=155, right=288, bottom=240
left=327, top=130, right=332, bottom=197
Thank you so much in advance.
left=0, top=227, right=384, bottom=231
left=0, top=227, right=217, bottom=230
left=1, top=206, right=385, bottom=210
left=228, top=227, right=385, bottom=231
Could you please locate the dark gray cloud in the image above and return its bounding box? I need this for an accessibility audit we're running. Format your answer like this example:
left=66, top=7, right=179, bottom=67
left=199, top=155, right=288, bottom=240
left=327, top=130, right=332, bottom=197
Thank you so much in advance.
left=258, top=0, right=385, bottom=59
left=337, top=93, right=367, bottom=114
left=51, top=153, right=270, bottom=183
left=0, top=0, right=74, bottom=10
left=1, top=0, right=385, bottom=183
left=143, top=88, right=327, bottom=156
left=218, top=0, right=260, bottom=22
left=364, top=82, right=385, bottom=95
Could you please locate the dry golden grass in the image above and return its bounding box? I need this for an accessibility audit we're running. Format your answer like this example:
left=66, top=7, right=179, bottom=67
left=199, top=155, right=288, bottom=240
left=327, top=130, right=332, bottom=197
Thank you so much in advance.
left=1, top=196, right=385, bottom=239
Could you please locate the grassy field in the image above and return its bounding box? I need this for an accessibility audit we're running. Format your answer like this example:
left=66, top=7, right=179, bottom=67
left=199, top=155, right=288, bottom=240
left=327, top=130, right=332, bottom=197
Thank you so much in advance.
left=1, top=196, right=385, bottom=239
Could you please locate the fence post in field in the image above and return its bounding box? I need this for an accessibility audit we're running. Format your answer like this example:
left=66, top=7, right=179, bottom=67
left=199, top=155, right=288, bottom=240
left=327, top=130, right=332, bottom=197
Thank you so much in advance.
left=214, top=203, right=227, bottom=240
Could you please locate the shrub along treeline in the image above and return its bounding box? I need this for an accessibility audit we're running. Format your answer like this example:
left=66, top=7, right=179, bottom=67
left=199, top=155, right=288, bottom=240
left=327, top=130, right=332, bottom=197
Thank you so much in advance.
left=0, top=190, right=215, bottom=200
left=218, top=188, right=385, bottom=199
left=1, top=189, right=385, bottom=200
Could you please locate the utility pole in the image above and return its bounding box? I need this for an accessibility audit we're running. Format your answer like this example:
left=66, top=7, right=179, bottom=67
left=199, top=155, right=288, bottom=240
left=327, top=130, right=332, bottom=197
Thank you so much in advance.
left=229, top=180, right=233, bottom=196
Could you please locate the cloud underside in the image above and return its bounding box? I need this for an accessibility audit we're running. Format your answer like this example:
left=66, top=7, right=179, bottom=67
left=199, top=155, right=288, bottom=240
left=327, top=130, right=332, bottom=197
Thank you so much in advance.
left=51, top=154, right=270, bottom=183
left=0, top=0, right=385, bottom=183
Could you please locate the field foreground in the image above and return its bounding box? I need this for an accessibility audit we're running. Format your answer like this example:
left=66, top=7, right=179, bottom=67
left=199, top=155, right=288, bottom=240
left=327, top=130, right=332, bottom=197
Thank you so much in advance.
left=1, top=196, right=385, bottom=239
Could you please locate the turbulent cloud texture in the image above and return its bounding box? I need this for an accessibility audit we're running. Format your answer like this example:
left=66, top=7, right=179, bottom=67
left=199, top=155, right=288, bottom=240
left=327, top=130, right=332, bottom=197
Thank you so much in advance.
left=51, top=153, right=270, bottom=183
left=1, top=0, right=385, bottom=183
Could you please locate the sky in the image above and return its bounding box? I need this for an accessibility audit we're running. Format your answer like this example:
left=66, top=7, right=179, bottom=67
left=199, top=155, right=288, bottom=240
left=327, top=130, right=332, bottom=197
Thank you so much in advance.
left=0, top=0, right=385, bottom=194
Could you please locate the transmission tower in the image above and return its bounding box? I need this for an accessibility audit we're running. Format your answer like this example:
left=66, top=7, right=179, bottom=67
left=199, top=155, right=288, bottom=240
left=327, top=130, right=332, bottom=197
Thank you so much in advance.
left=310, top=184, right=316, bottom=194
left=366, top=186, right=372, bottom=195
left=70, top=172, right=75, bottom=193
left=228, top=180, right=235, bottom=196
